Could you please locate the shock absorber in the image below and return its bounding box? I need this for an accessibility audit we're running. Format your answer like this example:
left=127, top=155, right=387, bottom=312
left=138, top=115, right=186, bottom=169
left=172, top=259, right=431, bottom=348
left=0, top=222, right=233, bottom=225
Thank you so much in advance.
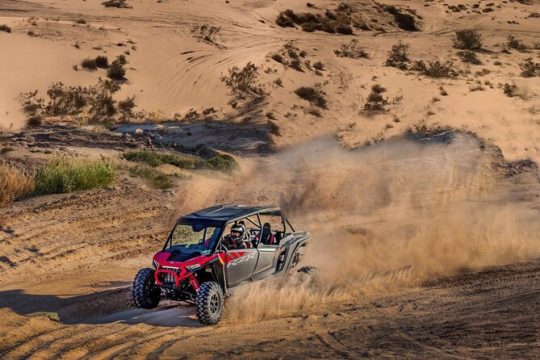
left=189, top=273, right=200, bottom=292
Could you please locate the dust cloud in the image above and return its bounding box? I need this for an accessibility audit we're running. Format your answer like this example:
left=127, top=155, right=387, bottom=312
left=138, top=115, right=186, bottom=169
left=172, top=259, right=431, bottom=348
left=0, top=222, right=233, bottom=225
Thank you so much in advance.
left=176, top=133, right=540, bottom=322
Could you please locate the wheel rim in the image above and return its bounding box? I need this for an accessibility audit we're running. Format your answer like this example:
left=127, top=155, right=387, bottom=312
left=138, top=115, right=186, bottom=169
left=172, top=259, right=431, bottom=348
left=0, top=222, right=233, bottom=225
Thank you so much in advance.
left=209, top=293, right=220, bottom=314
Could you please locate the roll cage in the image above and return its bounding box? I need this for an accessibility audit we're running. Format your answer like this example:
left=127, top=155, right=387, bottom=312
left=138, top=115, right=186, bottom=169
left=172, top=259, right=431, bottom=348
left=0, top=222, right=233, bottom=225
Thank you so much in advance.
left=162, top=205, right=296, bottom=253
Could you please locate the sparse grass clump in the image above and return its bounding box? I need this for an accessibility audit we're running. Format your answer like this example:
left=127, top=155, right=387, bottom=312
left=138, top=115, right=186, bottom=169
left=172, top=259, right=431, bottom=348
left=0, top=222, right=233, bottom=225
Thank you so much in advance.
left=294, top=85, right=327, bottom=109
left=221, top=62, right=266, bottom=100
left=385, top=41, right=410, bottom=70
left=0, top=163, right=35, bottom=206
left=34, top=158, right=115, bottom=195
left=457, top=50, right=482, bottom=65
left=453, top=29, right=482, bottom=50
left=123, top=150, right=238, bottom=172
left=334, top=39, right=369, bottom=59
left=0, top=24, right=12, bottom=33
left=129, top=165, right=173, bottom=189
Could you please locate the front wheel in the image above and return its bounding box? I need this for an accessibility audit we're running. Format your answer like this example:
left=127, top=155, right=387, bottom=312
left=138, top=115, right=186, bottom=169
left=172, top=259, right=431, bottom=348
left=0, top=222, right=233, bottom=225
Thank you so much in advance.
left=195, top=281, right=224, bottom=325
left=132, top=268, right=160, bottom=309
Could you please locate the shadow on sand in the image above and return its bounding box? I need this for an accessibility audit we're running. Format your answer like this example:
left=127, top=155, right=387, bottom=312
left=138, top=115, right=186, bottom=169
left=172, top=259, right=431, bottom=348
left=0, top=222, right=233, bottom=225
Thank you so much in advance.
left=0, top=287, right=203, bottom=328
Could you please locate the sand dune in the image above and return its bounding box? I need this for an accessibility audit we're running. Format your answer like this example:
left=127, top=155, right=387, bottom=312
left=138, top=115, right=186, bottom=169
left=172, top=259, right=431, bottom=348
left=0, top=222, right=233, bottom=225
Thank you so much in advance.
left=1, top=0, right=539, bottom=358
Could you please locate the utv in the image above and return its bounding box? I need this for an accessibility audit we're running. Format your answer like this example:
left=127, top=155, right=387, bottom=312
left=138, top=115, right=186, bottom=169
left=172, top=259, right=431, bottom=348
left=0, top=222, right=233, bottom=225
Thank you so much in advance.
left=132, top=204, right=310, bottom=325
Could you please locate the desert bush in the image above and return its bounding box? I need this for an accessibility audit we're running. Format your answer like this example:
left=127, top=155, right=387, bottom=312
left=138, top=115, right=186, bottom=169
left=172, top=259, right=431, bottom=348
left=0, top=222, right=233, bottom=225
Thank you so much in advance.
left=364, top=84, right=388, bottom=112
left=520, top=58, right=539, bottom=78
left=107, top=55, right=127, bottom=80
left=506, top=35, right=527, bottom=51
left=75, top=19, right=87, bottom=24
left=129, top=165, right=173, bottom=189
left=123, top=150, right=238, bottom=172
left=221, top=62, right=266, bottom=100
left=102, top=0, right=131, bottom=8
left=457, top=50, right=482, bottom=65
left=34, top=158, right=114, bottom=195
left=81, top=58, right=98, bottom=70
left=453, top=29, right=482, bottom=50
left=21, top=79, right=135, bottom=123
left=95, top=55, right=109, bottom=68
left=0, top=24, right=11, bottom=33
left=294, top=85, right=327, bottom=109
left=334, top=39, right=369, bottom=59
left=0, top=163, right=35, bottom=206
left=313, top=61, right=325, bottom=71
left=385, top=41, right=410, bottom=70
left=412, top=59, right=459, bottom=78
left=275, top=4, right=359, bottom=35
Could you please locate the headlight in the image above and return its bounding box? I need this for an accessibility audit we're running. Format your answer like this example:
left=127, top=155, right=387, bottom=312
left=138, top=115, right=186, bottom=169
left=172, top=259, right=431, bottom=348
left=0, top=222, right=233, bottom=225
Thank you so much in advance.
left=185, top=264, right=201, bottom=272
left=152, top=260, right=159, bottom=269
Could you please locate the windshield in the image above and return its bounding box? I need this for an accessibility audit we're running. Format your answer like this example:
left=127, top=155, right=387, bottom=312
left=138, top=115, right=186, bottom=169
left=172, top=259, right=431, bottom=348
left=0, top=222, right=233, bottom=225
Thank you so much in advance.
left=167, top=223, right=221, bottom=253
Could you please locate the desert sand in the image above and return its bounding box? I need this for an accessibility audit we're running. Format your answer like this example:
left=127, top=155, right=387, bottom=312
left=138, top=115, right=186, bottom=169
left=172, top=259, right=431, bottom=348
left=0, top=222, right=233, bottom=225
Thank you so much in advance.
left=1, top=0, right=539, bottom=359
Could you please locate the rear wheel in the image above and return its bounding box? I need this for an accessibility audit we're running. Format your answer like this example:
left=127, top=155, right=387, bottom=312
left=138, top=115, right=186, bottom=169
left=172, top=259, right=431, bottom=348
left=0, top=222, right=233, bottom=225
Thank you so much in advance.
left=196, top=281, right=224, bottom=325
left=132, top=268, right=160, bottom=309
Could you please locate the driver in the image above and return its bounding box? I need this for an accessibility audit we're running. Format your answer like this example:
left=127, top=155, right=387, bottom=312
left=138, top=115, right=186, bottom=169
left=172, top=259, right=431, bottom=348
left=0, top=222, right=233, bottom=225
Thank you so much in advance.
left=223, top=223, right=248, bottom=250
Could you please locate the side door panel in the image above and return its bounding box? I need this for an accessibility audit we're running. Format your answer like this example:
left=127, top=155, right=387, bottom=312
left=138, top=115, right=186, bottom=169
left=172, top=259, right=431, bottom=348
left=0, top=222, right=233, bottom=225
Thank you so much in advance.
left=225, top=249, right=258, bottom=287
left=254, top=244, right=278, bottom=275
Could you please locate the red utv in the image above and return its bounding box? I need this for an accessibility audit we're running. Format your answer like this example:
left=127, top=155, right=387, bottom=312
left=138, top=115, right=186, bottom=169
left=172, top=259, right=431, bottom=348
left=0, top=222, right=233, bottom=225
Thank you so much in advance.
left=132, top=205, right=310, bottom=325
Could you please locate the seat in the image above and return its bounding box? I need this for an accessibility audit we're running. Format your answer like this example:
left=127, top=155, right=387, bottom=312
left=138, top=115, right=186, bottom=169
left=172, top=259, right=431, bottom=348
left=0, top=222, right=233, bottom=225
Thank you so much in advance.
left=260, top=223, right=275, bottom=245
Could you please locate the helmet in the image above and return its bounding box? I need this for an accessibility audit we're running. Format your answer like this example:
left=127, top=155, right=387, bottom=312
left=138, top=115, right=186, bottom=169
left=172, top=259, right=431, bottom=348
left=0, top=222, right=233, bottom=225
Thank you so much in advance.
left=230, top=223, right=245, bottom=238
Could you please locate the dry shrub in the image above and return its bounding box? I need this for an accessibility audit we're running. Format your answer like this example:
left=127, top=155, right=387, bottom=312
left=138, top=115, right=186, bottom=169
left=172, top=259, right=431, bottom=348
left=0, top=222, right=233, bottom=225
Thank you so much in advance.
left=385, top=41, right=410, bottom=70
left=506, top=35, right=528, bottom=51
left=0, top=163, right=35, bottom=206
left=364, top=84, right=388, bottom=112
left=412, top=59, right=460, bottom=78
left=457, top=50, right=482, bottom=65
left=20, top=78, right=136, bottom=123
left=334, top=39, right=369, bottom=59
left=95, top=55, right=109, bottom=68
left=107, top=55, right=127, bottom=80
left=294, top=85, right=327, bottom=109
left=0, top=24, right=12, bottom=33
left=275, top=3, right=359, bottom=35
left=520, top=58, right=539, bottom=78
left=81, top=58, right=98, bottom=70
left=220, top=62, right=266, bottom=100
left=453, top=29, right=482, bottom=50
left=102, top=0, right=131, bottom=8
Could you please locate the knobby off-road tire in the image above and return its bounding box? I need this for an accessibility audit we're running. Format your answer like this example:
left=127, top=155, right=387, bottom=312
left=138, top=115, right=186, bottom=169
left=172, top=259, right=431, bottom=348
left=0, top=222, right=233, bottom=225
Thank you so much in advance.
left=196, top=281, right=224, bottom=325
left=132, top=268, right=161, bottom=309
